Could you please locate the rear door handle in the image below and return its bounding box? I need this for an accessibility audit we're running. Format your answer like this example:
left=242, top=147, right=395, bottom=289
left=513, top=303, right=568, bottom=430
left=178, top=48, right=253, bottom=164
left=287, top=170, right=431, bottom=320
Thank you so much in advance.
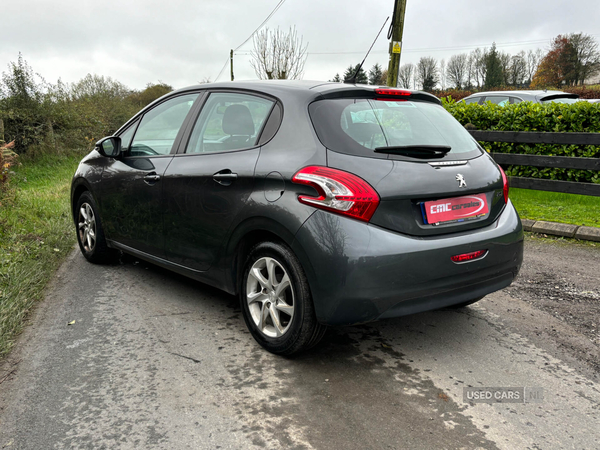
left=213, top=170, right=238, bottom=186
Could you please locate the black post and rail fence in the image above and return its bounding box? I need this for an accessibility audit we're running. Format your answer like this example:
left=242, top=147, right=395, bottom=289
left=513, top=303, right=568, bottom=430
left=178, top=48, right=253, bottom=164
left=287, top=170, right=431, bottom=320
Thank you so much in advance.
left=467, top=130, right=600, bottom=197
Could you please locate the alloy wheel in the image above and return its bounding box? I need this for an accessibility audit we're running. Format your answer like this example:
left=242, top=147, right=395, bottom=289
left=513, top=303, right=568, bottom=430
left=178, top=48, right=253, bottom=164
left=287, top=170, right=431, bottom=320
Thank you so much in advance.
left=246, top=256, right=295, bottom=338
left=78, top=203, right=97, bottom=253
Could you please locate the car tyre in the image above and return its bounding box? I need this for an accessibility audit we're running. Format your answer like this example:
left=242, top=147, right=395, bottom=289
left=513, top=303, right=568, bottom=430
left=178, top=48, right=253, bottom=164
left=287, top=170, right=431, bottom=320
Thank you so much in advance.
left=75, top=191, right=117, bottom=264
left=240, top=241, right=326, bottom=355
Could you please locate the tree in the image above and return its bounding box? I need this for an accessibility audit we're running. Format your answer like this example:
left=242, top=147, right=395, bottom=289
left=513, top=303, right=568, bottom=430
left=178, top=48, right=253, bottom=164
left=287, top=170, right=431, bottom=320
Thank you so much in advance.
left=439, top=59, right=446, bottom=90
left=127, top=82, right=173, bottom=108
left=533, top=34, right=600, bottom=86
left=250, top=26, right=308, bottom=80
left=531, top=36, right=575, bottom=88
left=471, top=48, right=487, bottom=88
left=397, top=64, right=414, bottom=89
left=416, top=57, right=438, bottom=91
left=484, top=43, right=504, bottom=88
left=498, top=51, right=512, bottom=86
left=69, top=74, right=137, bottom=139
left=526, top=49, right=544, bottom=86
left=0, top=53, right=44, bottom=104
left=330, top=73, right=341, bottom=82
left=70, top=73, right=130, bottom=100
left=568, top=33, right=600, bottom=85
left=368, top=63, right=383, bottom=85
left=343, top=64, right=368, bottom=84
left=0, top=54, right=51, bottom=151
left=531, top=52, right=564, bottom=89
left=507, top=52, right=527, bottom=87
left=465, top=52, right=476, bottom=89
left=447, top=54, right=468, bottom=89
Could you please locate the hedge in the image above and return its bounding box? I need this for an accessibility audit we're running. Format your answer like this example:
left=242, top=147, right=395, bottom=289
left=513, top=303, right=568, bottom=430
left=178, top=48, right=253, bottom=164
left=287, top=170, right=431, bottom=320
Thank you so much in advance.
left=442, top=99, right=600, bottom=184
left=563, top=85, right=600, bottom=99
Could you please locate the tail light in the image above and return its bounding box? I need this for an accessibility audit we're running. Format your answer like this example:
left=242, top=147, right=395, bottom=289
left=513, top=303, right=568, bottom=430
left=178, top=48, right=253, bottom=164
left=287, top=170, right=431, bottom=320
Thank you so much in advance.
left=292, top=166, right=380, bottom=222
left=499, top=165, right=509, bottom=203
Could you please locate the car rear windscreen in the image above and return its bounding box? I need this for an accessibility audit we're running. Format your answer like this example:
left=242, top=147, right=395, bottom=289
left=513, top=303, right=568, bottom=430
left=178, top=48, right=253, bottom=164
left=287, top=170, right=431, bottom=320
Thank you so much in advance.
left=540, top=97, right=579, bottom=104
left=309, top=99, right=482, bottom=160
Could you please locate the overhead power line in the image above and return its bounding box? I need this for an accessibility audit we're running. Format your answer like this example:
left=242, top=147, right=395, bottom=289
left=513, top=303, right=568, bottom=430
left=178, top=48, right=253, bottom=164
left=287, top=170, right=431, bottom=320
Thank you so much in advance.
left=215, top=0, right=287, bottom=81
left=234, top=0, right=286, bottom=51
left=234, top=33, right=600, bottom=57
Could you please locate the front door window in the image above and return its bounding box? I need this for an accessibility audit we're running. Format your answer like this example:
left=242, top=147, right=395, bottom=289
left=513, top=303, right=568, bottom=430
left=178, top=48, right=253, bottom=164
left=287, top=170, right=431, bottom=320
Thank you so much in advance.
left=129, top=93, right=198, bottom=156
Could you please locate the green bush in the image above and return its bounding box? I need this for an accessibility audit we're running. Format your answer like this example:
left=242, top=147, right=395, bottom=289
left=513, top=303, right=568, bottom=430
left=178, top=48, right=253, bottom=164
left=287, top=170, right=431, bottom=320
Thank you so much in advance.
left=443, top=98, right=600, bottom=184
left=0, top=55, right=53, bottom=152
left=0, top=55, right=173, bottom=155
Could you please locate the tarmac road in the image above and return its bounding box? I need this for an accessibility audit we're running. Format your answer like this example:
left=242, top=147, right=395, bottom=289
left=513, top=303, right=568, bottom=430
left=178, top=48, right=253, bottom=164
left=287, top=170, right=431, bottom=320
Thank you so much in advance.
left=0, top=238, right=599, bottom=449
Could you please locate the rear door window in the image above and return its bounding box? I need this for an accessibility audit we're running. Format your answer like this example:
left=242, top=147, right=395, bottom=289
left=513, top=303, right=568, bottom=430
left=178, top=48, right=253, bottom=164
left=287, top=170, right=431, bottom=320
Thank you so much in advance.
left=463, top=96, right=481, bottom=104
left=483, top=96, right=510, bottom=106
left=309, top=98, right=482, bottom=160
left=185, top=92, right=274, bottom=153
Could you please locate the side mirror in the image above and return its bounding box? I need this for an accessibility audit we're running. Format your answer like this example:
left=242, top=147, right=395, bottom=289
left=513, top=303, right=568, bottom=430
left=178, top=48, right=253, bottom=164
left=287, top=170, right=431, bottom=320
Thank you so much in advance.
left=96, top=136, right=122, bottom=158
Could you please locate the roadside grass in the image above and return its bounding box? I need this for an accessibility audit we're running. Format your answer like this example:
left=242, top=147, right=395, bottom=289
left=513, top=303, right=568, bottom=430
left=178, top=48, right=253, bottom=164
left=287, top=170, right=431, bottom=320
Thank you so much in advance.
left=0, top=153, right=81, bottom=359
left=510, top=188, right=600, bottom=227
left=525, top=231, right=598, bottom=248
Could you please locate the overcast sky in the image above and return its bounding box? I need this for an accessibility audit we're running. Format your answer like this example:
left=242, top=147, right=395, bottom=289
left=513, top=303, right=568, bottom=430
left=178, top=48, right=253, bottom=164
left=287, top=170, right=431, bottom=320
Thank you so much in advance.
left=1, top=0, right=598, bottom=91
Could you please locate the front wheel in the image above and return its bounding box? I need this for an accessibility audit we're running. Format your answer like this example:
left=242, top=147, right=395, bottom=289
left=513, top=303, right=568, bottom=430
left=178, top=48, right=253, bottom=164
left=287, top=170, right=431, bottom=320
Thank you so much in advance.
left=240, top=242, right=326, bottom=355
left=75, top=191, right=117, bottom=264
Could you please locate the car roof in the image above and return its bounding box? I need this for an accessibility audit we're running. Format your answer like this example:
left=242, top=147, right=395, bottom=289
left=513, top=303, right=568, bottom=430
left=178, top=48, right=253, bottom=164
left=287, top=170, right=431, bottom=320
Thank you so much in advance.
left=170, top=80, right=441, bottom=104
left=466, top=90, right=578, bottom=101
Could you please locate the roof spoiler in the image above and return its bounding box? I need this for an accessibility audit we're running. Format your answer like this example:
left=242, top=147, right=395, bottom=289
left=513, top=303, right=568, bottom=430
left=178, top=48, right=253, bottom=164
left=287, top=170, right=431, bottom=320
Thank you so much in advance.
left=318, top=87, right=441, bottom=105
left=539, top=93, right=579, bottom=101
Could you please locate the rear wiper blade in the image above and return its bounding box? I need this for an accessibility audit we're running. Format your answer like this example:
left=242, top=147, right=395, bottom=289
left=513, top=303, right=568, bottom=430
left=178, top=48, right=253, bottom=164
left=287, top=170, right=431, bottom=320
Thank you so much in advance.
left=374, top=145, right=451, bottom=159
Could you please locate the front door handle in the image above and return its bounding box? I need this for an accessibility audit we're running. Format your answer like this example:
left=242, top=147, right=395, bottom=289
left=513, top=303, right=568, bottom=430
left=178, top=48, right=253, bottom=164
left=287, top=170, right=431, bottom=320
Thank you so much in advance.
left=213, top=170, right=238, bottom=186
left=144, top=173, right=161, bottom=184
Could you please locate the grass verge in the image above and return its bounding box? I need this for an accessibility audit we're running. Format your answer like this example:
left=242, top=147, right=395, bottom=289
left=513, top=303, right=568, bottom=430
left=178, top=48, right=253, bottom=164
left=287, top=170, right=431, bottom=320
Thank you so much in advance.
left=524, top=231, right=599, bottom=248
left=0, top=153, right=81, bottom=359
left=510, top=188, right=600, bottom=227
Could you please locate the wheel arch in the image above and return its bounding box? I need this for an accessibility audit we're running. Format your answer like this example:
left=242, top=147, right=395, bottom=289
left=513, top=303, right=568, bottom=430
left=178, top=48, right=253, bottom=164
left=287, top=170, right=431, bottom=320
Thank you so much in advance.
left=71, top=179, right=95, bottom=223
left=220, top=216, right=307, bottom=296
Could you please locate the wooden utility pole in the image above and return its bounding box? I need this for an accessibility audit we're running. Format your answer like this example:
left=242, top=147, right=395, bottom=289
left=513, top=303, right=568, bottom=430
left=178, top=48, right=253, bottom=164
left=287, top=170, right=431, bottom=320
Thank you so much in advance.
left=386, top=0, right=407, bottom=87
left=230, top=49, right=234, bottom=81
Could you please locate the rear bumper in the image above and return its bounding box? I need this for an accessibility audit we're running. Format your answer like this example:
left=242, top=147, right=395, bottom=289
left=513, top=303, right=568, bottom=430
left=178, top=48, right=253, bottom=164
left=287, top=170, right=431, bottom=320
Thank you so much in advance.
left=291, top=201, right=523, bottom=326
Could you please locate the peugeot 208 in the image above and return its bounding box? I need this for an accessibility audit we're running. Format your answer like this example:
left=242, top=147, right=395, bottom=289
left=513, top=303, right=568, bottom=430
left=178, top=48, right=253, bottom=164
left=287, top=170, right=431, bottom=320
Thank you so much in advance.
left=71, top=81, right=523, bottom=354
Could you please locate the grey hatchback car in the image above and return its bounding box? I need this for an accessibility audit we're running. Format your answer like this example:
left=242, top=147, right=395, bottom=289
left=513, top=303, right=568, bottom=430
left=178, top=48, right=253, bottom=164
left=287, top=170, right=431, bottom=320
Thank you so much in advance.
left=462, top=90, right=579, bottom=106
left=71, top=81, right=523, bottom=354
